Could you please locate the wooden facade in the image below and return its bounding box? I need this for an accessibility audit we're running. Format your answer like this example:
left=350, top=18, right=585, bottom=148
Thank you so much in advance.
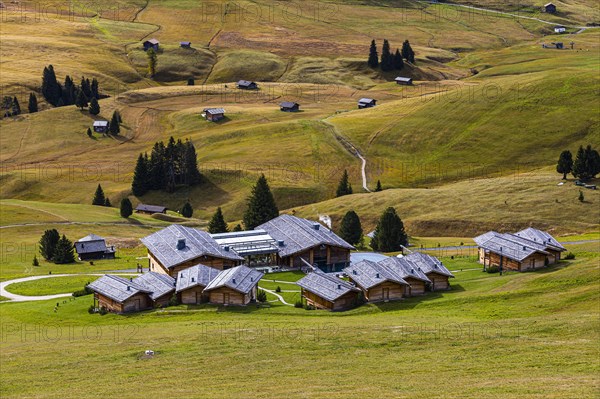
left=403, top=277, right=426, bottom=296
left=148, top=251, right=240, bottom=277
left=208, top=286, right=256, bottom=306
left=94, top=292, right=152, bottom=314
left=302, top=289, right=358, bottom=311
left=479, top=248, right=549, bottom=272
left=426, top=272, right=450, bottom=291
left=360, top=281, right=405, bottom=303
left=283, top=245, right=351, bottom=271
left=179, top=285, right=209, bottom=305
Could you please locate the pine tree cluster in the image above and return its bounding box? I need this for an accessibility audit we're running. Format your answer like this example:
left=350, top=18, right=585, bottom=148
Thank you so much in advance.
left=2, top=96, right=21, bottom=117
left=39, top=229, right=75, bottom=264
left=41, top=65, right=100, bottom=108
left=368, top=39, right=415, bottom=71
left=132, top=137, right=202, bottom=196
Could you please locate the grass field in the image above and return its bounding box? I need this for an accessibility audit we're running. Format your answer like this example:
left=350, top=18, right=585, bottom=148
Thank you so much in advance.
left=6, top=275, right=95, bottom=296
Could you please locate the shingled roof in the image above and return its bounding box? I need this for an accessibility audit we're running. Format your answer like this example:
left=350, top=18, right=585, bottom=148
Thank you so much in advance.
left=87, top=275, right=151, bottom=303
left=403, top=252, right=454, bottom=278
left=204, top=265, right=263, bottom=294
left=75, top=234, right=109, bottom=254
left=344, top=259, right=408, bottom=290
left=377, top=257, right=431, bottom=283
left=133, top=272, right=175, bottom=300
left=176, top=263, right=221, bottom=292
left=296, top=270, right=360, bottom=302
left=514, top=228, right=566, bottom=251
left=141, top=225, right=243, bottom=269
left=135, top=204, right=167, bottom=213
left=474, top=231, right=550, bottom=262
left=257, top=214, right=354, bottom=257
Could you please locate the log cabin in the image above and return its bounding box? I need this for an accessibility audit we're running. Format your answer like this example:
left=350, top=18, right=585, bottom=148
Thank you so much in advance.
left=180, top=41, right=192, bottom=48
left=92, top=120, right=109, bottom=133
left=237, top=80, right=258, bottom=90
left=377, top=257, right=431, bottom=296
left=402, top=252, right=454, bottom=291
left=296, top=270, right=360, bottom=311
left=257, top=214, right=354, bottom=273
left=395, top=77, right=413, bottom=85
left=135, top=204, right=167, bottom=215
left=474, top=230, right=556, bottom=272
left=87, top=275, right=153, bottom=313
left=176, top=263, right=221, bottom=304
left=358, top=98, right=377, bottom=109
left=513, top=228, right=566, bottom=263
left=280, top=101, right=300, bottom=112
left=141, top=225, right=244, bottom=277
left=133, top=272, right=176, bottom=308
left=544, top=2, right=556, bottom=13
left=203, top=265, right=263, bottom=305
left=143, top=38, right=159, bottom=51
left=203, top=108, right=225, bottom=122
left=74, top=234, right=115, bottom=261
left=344, top=260, right=408, bottom=302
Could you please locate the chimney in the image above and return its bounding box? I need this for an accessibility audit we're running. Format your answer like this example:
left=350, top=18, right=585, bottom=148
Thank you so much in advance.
left=278, top=240, right=285, bottom=247
left=313, top=223, right=320, bottom=231
left=180, top=273, right=183, bottom=278
left=337, top=284, right=341, bottom=289
left=232, top=278, right=236, bottom=284
left=191, top=277, right=195, bottom=282
left=352, top=270, right=357, bottom=275
left=523, top=246, right=527, bottom=250
left=127, top=286, right=131, bottom=291
left=177, top=238, right=186, bottom=250
left=224, top=246, right=230, bottom=252
left=129, top=277, right=133, bottom=282
left=375, top=273, right=380, bottom=278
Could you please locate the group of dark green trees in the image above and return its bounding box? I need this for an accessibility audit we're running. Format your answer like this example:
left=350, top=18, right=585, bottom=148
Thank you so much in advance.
left=338, top=207, right=407, bottom=252
left=39, top=229, right=75, bottom=264
left=92, top=184, right=111, bottom=207
left=368, top=39, right=415, bottom=71
left=131, top=137, right=202, bottom=195
left=42, top=65, right=101, bottom=109
left=557, top=145, right=600, bottom=180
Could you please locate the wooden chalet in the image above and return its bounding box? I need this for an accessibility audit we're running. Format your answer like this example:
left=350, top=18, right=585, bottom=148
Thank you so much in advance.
left=344, top=260, right=408, bottom=302
left=474, top=229, right=564, bottom=272
left=554, top=26, right=566, bottom=33
left=203, top=265, right=263, bottom=305
left=135, top=204, right=167, bottom=215
left=140, top=225, right=244, bottom=277
left=358, top=98, right=377, bottom=109
left=257, top=214, right=354, bottom=273
left=180, top=41, right=191, bottom=48
left=296, top=270, right=360, bottom=311
left=92, top=120, right=109, bottom=133
left=513, top=228, right=566, bottom=263
left=395, top=77, right=413, bottom=85
left=237, top=80, right=258, bottom=90
left=133, top=272, right=176, bottom=308
left=203, top=108, right=225, bottom=122
left=143, top=38, right=159, bottom=51
left=87, top=275, right=153, bottom=313
left=544, top=2, right=556, bottom=13
left=402, top=252, right=454, bottom=291
left=74, top=234, right=116, bottom=261
left=280, top=101, right=300, bottom=112
left=377, top=257, right=431, bottom=296
left=175, top=263, right=221, bottom=304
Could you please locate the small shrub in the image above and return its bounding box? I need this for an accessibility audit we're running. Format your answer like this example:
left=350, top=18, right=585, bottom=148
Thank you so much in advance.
left=294, top=300, right=303, bottom=308
left=564, top=252, right=576, bottom=260
left=578, top=190, right=584, bottom=202
left=486, top=265, right=500, bottom=273
left=168, top=293, right=179, bottom=307
left=88, top=305, right=96, bottom=314
left=257, top=289, right=267, bottom=303
left=304, top=304, right=315, bottom=310
left=73, top=285, right=93, bottom=297
left=275, top=286, right=281, bottom=293
left=32, top=256, right=39, bottom=266
left=99, top=306, right=108, bottom=315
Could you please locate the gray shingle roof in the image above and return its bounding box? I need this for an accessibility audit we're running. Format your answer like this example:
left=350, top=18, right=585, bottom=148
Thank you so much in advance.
left=204, top=108, right=225, bottom=115
left=514, top=228, right=566, bottom=251
left=204, top=265, right=263, bottom=294
left=344, top=259, right=408, bottom=290
left=377, top=257, right=431, bottom=283
left=403, top=252, right=454, bottom=278
left=93, top=121, right=109, bottom=127
left=358, top=98, right=376, bottom=103
left=176, top=263, right=221, bottom=292
left=237, top=80, right=256, bottom=86
left=257, top=214, right=354, bottom=257
left=141, top=225, right=243, bottom=269
left=133, top=272, right=175, bottom=300
left=135, top=204, right=167, bottom=213
left=296, top=270, right=359, bottom=302
left=75, top=234, right=112, bottom=254
left=145, top=38, right=159, bottom=45
left=87, top=275, right=151, bottom=303
left=395, top=77, right=412, bottom=82
left=280, top=101, right=299, bottom=108
left=473, top=231, right=550, bottom=262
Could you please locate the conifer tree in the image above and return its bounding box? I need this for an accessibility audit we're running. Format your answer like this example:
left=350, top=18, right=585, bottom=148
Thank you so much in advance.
left=380, top=39, right=393, bottom=71
left=75, top=89, right=88, bottom=110
left=42, top=65, right=62, bottom=106
left=89, top=97, right=100, bottom=115
left=243, top=174, right=279, bottom=229
left=91, top=78, right=99, bottom=99
left=556, top=150, right=573, bottom=180
left=183, top=140, right=202, bottom=185
left=336, top=169, right=353, bottom=197
left=92, top=184, right=106, bottom=206
left=402, top=40, right=415, bottom=63
left=87, top=127, right=93, bottom=137
left=147, top=48, right=158, bottom=77
left=181, top=201, right=193, bottom=218
left=109, top=111, right=120, bottom=135
left=573, top=145, right=600, bottom=180
left=370, top=207, right=407, bottom=252
left=132, top=153, right=149, bottom=196
left=120, top=198, right=133, bottom=218
left=53, top=234, right=75, bottom=264
left=11, top=96, right=21, bottom=115
left=368, top=39, right=379, bottom=68
left=393, top=49, right=404, bottom=70
left=104, top=197, right=111, bottom=207
left=208, top=207, right=229, bottom=234
left=28, top=93, right=38, bottom=113
left=39, top=229, right=60, bottom=261
left=375, top=180, right=383, bottom=192
left=339, top=210, right=363, bottom=246
left=233, top=224, right=243, bottom=232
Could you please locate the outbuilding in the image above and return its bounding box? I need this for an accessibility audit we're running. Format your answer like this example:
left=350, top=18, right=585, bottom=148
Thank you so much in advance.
left=180, top=41, right=191, bottom=48
left=176, top=263, right=221, bottom=304
left=87, top=275, right=153, bottom=313
left=554, top=26, right=566, bottom=33
left=133, top=272, right=176, bottom=308
left=358, top=98, right=377, bottom=109
left=296, top=270, right=360, bottom=311
left=74, top=234, right=116, bottom=261
left=402, top=252, right=454, bottom=291
left=203, top=108, right=225, bottom=122
left=377, top=257, right=431, bottom=296
left=143, top=38, right=159, bottom=51
left=203, top=265, right=263, bottom=305
left=544, top=3, right=556, bottom=13
left=93, top=120, right=109, bottom=133
left=135, top=204, right=167, bottom=214
left=280, top=101, right=300, bottom=112
left=237, top=80, right=258, bottom=90
left=395, top=77, right=413, bottom=85
left=344, top=260, right=408, bottom=302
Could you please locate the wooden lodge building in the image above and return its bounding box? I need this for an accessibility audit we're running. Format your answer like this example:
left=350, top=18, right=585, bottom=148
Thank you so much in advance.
left=378, top=256, right=431, bottom=296
left=237, top=80, right=258, bottom=90
left=176, top=263, right=221, bottom=305
left=135, top=204, right=167, bottom=215
left=203, top=265, right=263, bottom=305
left=133, top=272, right=176, bottom=308
left=257, top=215, right=355, bottom=273
left=280, top=101, right=300, bottom=112
left=140, top=225, right=244, bottom=277
left=344, top=260, right=408, bottom=302
left=358, top=98, right=377, bottom=109
left=88, top=275, right=154, bottom=313
left=74, top=234, right=116, bottom=261
left=474, top=228, right=566, bottom=272
left=402, top=252, right=454, bottom=291
left=297, top=270, right=360, bottom=311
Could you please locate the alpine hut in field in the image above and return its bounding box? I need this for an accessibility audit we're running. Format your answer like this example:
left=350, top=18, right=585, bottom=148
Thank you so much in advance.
left=74, top=234, right=116, bottom=261
left=93, top=120, right=109, bottom=133
left=544, top=2, right=556, bottom=13
left=133, top=272, right=176, bottom=308
left=180, top=41, right=191, bottom=48
left=143, top=38, right=159, bottom=51
left=135, top=204, right=167, bottom=215
left=237, top=80, right=258, bottom=90
left=513, top=227, right=566, bottom=263
left=87, top=275, right=153, bottom=313
left=358, top=98, right=377, bottom=109
left=296, top=270, right=360, bottom=311
left=344, top=260, right=408, bottom=302
left=280, top=101, right=300, bottom=112
left=203, top=265, right=263, bottom=305
left=377, top=257, right=431, bottom=296
left=175, top=263, right=221, bottom=304
left=140, top=225, right=244, bottom=276
left=402, top=252, right=454, bottom=291
left=203, top=108, right=225, bottom=122
left=395, top=77, right=413, bottom=85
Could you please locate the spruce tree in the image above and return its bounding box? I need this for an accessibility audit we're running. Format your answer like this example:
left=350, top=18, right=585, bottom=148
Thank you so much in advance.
left=181, top=201, right=193, bottom=218
left=89, top=97, right=100, bottom=115
left=42, top=65, right=61, bottom=106
left=63, top=75, right=75, bottom=105
left=380, top=39, right=393, bottom=71
left=571, top=145, right=599, bottom=180
left=556, top=150, right=573, bottom=180
left=147, top=48, right=158, bottom=77
left=208, top=207, right=229, bottom=234
left=233, top=224, right=243, bottom=232
left=336, top=169, right=353, bottom=197
left=104, top=197, right=111, bottom=207
left=120, top=198, right=133, bottom=218
left=91, top=78, right=99, bottom=99
left=368, top=39, right=379, bottom=68
left=339, top=210, right=363, bottom=246
left=75, top=89, right=88, bottom=110
left=53, top=234, right=75, bottom=264
left=39, top=229, right=60, bottom=261
left=81, top=77, right=92, bottom=98
left=148, top=142, right=166, bottom=190
left=92, top=184, right=106, bottom=206
left=370, top=207, right=407, bottom=252
left=402, top=40, right=415, bottom=63
left=393, top=49, right=404, bottom=70
left=28, top=93, right=38, bottom=113
left=11, top=96, right=21, bottom=115
left=375, top=180, right=383, bottom=192
left=183, top=140, right=202, bottom=185
left=109, top=111, right=120, bottom=135
left=87, top=127, right=93, bottom=137
left=132, top=153, right=149, bottom=196
left=243, top=174, right=279, bottom=229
